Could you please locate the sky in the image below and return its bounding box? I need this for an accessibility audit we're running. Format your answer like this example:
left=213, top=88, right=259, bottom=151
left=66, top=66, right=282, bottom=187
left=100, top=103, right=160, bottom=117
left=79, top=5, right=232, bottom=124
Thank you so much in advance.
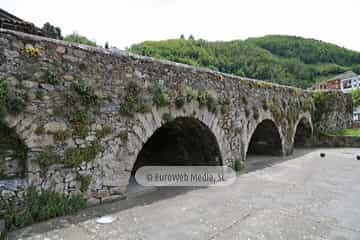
left=2, top=0, right=360, bottom=51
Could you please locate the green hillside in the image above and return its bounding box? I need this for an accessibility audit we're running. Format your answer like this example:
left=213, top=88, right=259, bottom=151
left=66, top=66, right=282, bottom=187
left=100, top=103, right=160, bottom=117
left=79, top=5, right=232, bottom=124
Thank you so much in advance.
left=129, top=35, right=360, bottom=88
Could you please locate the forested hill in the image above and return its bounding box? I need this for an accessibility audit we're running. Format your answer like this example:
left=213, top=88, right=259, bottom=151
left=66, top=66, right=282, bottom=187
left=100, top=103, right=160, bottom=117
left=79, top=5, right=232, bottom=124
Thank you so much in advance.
left=129, top=35, right=360, bottom=88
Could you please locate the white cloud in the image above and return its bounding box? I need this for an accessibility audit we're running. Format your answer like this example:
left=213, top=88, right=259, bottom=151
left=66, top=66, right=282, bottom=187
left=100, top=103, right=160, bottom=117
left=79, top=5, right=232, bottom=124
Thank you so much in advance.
left=1, top=0, right=360, bottom=51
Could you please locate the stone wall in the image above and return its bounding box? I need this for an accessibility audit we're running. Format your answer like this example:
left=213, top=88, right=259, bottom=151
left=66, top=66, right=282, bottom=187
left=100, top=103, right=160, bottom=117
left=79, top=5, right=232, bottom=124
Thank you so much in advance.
left=0, top=29, right=351, bottom=204
left=314, top=135, right=360, bottom=148
left=312, top=91, right=352, bottom=133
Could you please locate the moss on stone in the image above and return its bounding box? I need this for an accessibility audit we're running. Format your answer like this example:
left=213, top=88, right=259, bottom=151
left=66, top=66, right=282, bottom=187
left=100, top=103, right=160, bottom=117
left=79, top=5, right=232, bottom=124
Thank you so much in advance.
left=63, top=141, right=104, bottom=168
left=118, top=130, right=129, bottom=142
left=72, top=79, right=100, bottom=106
left=72, top=123, right=89, bottom=139
left=95, top=126, right=112, bottom=139
left=52, top=130, right=70, bottom=142
left=35, top=147, right=61, bottom=170
left=198, top=90, right=218, bottom=113
left=119, top=81, right=151, bottom=116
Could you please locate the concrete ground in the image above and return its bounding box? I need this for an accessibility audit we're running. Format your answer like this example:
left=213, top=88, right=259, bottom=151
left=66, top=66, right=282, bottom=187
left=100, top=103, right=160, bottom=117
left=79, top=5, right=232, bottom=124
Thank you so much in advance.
left=10, top=148, right=360, bottom=240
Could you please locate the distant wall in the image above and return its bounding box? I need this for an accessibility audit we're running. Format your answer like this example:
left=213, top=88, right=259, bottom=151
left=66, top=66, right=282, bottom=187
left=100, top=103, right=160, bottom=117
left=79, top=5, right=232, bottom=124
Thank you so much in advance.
left=312, top=91, right=352, bottom=133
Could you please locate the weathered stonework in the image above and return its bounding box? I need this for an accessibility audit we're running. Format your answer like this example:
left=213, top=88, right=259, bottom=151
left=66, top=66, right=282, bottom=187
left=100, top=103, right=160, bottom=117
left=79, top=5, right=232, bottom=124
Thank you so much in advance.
left=0, top=29, right=352, bottom=204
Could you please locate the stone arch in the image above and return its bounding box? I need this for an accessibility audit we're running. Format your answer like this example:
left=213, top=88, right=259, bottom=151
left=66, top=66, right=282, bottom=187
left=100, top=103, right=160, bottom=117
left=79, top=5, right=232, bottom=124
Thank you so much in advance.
left=293, top=113, right=313, bottom=148
left=246, top=119, right=283, bottom=157
left=131, top=116, right=223, bottom=174
left=102, top=103, right=231, bottom=193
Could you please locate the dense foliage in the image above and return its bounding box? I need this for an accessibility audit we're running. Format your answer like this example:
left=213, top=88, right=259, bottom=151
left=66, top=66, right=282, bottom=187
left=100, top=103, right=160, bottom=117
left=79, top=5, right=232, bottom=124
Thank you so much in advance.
left=1, top=186, right=86, bottom=230
left=64, top=32, right=97, bottom=47
left=352, top=88, right=360, bottom=107
left=42, top=22, right=63, bottom=40
left=129, top=35, right=360, bottom=88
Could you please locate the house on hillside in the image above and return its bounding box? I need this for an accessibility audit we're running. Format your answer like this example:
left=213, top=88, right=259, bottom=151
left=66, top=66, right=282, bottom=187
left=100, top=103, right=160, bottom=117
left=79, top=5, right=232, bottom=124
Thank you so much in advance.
left=0, top=8, right=44, bottom=36
left=310, top=71, right=360, bottom=121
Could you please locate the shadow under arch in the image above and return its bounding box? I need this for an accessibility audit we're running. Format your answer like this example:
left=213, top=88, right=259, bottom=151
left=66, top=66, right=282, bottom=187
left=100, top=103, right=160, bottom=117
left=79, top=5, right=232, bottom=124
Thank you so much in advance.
left=246, top=119, right=283, bottom=157
left=294, top=117, right=313, bottom=148
left=0, top=122, right=28, bottom=179
left=131, top=116, right=223, bottom=176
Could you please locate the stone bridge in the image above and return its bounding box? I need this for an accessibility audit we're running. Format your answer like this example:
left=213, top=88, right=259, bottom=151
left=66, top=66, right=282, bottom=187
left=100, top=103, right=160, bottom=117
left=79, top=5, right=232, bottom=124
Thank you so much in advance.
left=0, top=29, right=352, bottom=202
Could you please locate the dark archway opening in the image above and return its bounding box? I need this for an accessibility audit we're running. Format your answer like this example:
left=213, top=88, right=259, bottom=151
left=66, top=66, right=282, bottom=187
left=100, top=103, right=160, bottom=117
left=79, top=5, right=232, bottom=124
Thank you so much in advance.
left=131, top=117, right=222, bottom=175
left=247, top=119, right=282, bottom=156
left=294, top=118, right=312, bottom=148
left=0, top=123, right=28, bottom=179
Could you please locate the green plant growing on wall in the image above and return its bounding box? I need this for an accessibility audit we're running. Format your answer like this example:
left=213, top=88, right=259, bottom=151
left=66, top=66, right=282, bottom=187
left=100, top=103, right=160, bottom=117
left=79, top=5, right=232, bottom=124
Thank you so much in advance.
left=0, top=79, right=25, bottom=119
left=64, top=141, right=104, bottom=168
left=45, top=68, right=61, bottom=85
left=35, top=147, right=61, bottom=170
left=72, top=123, right=89, bottom=139
left=119, top=81, right=151, bottom=116
left=198, top=90, right=218, bottom=113
left=1, top=186, right=86, bottom=230
left=67, top=110, right=93, bottom=139
left=118, top=130, right=129, bottom=142
left=35, top=89, right=44, bottom=100
left=151, top=84, right=172, bottom=107
left=76, top=174, right=92, bottom=192
left=95, top=126, right=112, bottom=139
left=174, top=86, right=198, bottom=109
left=72, top=80, right=100, bottom=106
left=52, top=130, right=70, bottom=142
left=219, top=96, right=231, bottom=114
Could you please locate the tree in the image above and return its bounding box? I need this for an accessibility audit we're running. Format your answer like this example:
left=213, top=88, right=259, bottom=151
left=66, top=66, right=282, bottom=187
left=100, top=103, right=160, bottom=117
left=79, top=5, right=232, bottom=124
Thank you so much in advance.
left=188, top=34, right=195, bottom=41
left=352, top=88, right=360, bottom=107
left=105, top=42, right=109, bottom=49
left=42, top=22, right=63, bottom=40
left=180, top=34, right=185, bottom=39
left=64, top=32, right=97, bottom=46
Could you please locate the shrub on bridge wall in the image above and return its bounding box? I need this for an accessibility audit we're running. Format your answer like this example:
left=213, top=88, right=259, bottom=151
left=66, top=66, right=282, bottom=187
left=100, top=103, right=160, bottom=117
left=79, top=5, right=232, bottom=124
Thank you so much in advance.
left=35, top=147, right=61, bottom=171
left=63, top=141, right=104, bottom=168
left=1, top=186, right=86, bottom=230
left=119, top=81, right=151, bottom=116
left=119, top=81, right=230, bottom=116
left=76, top=174, right=92, bottom=192
left=72, top=80, right=100, bottom=106
left=0, top=79, right=25, bottom=119
left=198, top=90, right=218, bottom=113
left=95, top=126, right=112, bottom=139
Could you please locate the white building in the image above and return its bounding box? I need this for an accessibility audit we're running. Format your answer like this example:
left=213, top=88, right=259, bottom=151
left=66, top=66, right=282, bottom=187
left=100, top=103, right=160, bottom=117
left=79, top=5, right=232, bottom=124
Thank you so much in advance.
left=339, top=73, right=360, bottom=120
